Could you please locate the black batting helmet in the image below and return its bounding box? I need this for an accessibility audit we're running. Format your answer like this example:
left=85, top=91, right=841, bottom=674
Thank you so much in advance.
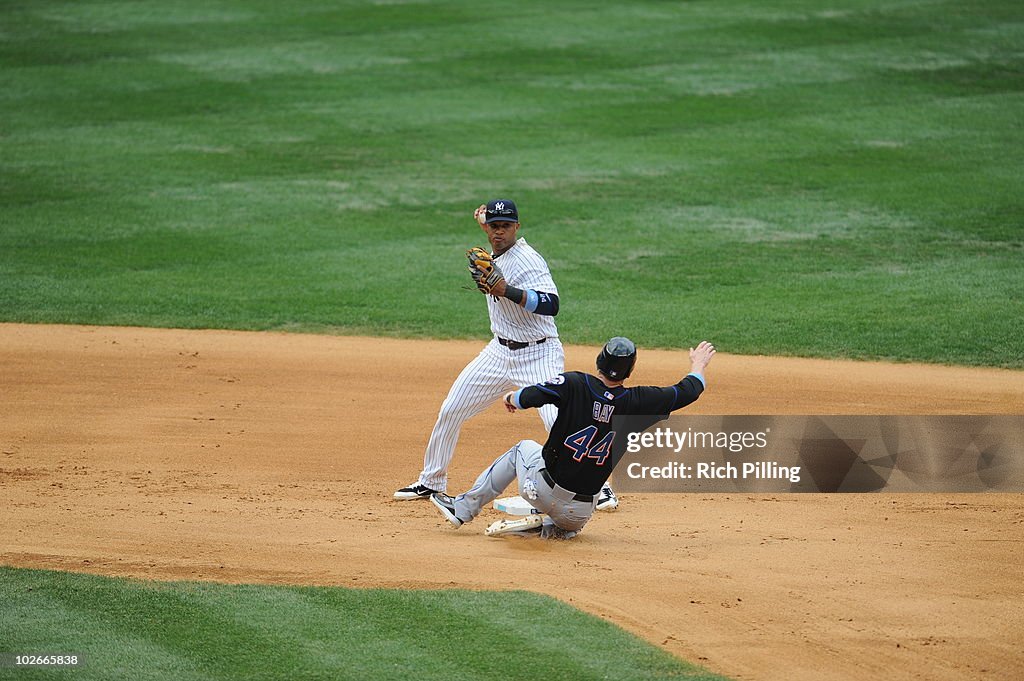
left=596, top=337, right=637, bottom=381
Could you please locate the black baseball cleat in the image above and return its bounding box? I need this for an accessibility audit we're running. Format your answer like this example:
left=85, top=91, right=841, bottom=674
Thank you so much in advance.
left=393, top=483, right=439, bottom=500
left=430, top=493, right=464, bottom=528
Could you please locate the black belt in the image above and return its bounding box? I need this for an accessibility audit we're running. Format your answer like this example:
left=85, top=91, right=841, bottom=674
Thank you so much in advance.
left=498, top=337, right=547, bottom=351
left=540, top=468, right=594, bottom=502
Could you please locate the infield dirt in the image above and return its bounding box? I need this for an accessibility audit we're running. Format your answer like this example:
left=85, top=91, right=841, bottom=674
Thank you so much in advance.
left=2, top=324, right=1022, bottom=681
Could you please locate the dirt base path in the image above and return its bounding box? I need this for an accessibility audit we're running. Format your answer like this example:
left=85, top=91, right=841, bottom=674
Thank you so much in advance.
left=2, top=324, right=1022, bottom=681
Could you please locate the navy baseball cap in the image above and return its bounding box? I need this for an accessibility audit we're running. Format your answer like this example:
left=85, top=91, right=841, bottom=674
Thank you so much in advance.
left=485, top=199, right=519, bottom=224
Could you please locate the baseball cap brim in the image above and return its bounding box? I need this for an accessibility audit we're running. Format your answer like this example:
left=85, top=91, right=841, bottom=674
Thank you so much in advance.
left=484, top=214, right=519, bottom=224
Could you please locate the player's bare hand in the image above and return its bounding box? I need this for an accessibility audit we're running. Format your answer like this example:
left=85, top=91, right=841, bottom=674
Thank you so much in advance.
left=689, top=341, right=716, bottom=373
left=503, top=391, right=518, bottom=413
left=474, top=204, right=487, bottom=226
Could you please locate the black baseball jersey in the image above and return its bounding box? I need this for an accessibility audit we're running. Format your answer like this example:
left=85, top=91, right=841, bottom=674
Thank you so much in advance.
left=517, top=371, right=705, bottom=495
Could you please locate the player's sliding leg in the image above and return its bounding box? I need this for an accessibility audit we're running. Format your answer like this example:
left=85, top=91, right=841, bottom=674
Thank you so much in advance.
left=430, top=439, right=539, bottom=526
left=449, top=442, right=520, bottom=521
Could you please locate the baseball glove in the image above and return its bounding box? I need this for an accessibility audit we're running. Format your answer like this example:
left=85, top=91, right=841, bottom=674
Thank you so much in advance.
left=466, top=246, right=505, bottom=295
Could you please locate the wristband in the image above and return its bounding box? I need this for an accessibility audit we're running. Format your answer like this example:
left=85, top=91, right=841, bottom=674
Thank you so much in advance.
left=502, top=285, right=525, bottom=305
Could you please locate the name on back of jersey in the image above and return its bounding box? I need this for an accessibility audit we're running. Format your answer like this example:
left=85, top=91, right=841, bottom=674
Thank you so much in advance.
left=593, top=402, right=615, bottom=423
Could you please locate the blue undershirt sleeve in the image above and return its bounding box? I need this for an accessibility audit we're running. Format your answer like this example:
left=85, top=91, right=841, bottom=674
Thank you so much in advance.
left=524, top=289, right=539, bottom=312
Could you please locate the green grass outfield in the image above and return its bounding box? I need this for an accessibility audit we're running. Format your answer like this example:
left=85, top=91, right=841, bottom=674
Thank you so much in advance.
left=1, top=0, right=1022, bottom=366
left=0, top=567, right=728, bottom=681
left=2, top=3, right=1020, bottom=676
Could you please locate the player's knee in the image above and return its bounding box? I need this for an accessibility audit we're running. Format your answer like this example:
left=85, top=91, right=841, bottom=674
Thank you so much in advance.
left=508, top=439, right=539, bottom=462
left=552, top=505, right=591, bottom=533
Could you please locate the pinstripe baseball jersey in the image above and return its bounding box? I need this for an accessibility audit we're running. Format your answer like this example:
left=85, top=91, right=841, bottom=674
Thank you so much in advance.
left=486, top=237, right=558, bottom=341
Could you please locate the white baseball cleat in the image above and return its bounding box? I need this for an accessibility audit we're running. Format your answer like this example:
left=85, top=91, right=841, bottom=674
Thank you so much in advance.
left=596, top=483, right=619, bottom=511
left=485, top=515, right=544, bottom=537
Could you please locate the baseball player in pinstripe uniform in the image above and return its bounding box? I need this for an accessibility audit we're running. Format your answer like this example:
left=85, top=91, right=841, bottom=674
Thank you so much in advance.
left=395, top=199, right=619, bottom=511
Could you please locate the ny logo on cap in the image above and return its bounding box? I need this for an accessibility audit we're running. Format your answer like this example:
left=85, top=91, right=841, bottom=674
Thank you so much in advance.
left=495, top=202, right=505, bottom=210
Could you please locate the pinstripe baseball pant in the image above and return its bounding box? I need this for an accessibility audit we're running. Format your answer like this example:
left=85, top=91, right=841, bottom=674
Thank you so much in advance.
left=418, top=337, right=564, bottom=491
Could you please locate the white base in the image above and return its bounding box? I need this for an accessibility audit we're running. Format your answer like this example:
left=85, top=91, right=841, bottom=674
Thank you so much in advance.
left=493, top=495, right=541, bottom=516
